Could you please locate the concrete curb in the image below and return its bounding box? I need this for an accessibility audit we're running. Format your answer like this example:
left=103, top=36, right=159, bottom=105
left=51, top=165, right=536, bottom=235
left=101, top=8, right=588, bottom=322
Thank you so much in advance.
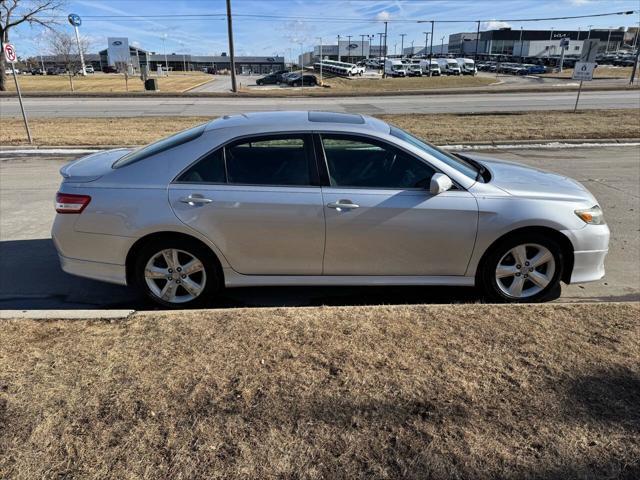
left=0, top=84, right=637, bottom=99
left=0, top=309, right=135, bottom=320
left=2, top=138, right=639, bottom=154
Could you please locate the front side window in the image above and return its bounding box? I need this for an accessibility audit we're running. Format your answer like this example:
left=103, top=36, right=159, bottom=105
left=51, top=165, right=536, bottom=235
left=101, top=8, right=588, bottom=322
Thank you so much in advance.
left=321, top=134, right=435, bottom=189
left=225, top=135, right=313, bottom=186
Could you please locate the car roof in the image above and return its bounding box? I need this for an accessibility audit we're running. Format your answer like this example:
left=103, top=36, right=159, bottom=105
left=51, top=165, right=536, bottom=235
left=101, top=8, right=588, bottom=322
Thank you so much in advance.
left=205, top=111, right=391, bottom=135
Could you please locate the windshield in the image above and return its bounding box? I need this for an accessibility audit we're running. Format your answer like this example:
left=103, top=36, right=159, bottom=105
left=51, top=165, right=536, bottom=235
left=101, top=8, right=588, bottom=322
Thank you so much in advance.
left=389, top=126, right=479, bottom=181
left=392, top=65, right=403, bottom=70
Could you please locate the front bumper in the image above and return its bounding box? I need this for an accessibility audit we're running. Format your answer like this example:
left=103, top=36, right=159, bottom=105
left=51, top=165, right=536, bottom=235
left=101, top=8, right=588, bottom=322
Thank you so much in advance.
left=562, top=223, right=610, bottom=284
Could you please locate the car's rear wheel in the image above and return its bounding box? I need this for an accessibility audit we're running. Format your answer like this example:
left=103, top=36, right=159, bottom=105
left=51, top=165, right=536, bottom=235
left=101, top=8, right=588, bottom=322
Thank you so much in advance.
left=479, top=233, right=564, bottom=303
left=134, top=238, right=220, bottom=308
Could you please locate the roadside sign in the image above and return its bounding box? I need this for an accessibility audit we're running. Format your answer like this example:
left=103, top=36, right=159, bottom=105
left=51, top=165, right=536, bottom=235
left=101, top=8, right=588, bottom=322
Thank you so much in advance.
left=68, top=13, right=82, bottom=27
left=572, top=62, right=596, bottom=81
left=3, top=43, right=17, bottom=63
left=580, top=39, right=599, bottom=63
left=3, top=43, right=32, bottom=144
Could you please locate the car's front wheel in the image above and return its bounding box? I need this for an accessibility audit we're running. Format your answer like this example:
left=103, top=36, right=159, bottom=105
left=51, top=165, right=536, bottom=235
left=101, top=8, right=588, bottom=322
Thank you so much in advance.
left=479, top=233, right=564, bottom=303
left=134, top=238, right=220, bottom=308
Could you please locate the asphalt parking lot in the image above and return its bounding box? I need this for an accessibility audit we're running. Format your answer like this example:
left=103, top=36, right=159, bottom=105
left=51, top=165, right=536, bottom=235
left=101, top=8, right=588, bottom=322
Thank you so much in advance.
left=0, top=145, right=638, bottom=310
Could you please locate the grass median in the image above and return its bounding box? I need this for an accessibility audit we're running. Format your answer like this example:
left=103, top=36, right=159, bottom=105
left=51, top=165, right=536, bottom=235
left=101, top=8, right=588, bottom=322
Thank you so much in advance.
left=1, top=109, right=639, bottom=146
left=1, top=302, right=638, bottom=479
left=4, top=72, right=212, bottom=93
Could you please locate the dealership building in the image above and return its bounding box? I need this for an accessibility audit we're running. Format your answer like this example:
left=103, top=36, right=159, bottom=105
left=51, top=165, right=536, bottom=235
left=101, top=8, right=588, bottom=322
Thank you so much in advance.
left=300, top=40, right=388, bottom=65
left=403, top=28, right=628, bottom=58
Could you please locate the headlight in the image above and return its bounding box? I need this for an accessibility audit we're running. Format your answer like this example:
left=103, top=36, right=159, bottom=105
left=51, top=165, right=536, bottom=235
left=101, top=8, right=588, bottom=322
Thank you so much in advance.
left=575, top=205, right=605, bottom=225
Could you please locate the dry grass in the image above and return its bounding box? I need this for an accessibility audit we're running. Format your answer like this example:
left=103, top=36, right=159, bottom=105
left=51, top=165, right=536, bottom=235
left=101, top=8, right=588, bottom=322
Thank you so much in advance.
left=541, top=66, right=634, bottom=79
left=1, top=303, right=638, bottom=479
left=240, top=74, right=496, bottom=95
left=1, top=109, right=638, bottom=146
left=4, top=73, right=212, bottom=93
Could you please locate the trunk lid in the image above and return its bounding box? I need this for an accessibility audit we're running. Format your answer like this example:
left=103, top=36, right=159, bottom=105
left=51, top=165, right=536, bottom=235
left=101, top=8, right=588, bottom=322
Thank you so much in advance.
left=60, top=148, right=132, bottom=183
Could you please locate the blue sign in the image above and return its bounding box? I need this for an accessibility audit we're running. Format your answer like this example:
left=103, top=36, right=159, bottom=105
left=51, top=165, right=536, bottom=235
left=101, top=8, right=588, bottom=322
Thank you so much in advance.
left=68, top=13, right=82, bottom=27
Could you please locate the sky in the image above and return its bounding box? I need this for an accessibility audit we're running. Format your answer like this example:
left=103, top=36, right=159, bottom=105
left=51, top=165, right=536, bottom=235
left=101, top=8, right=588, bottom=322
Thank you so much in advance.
left=9, top=0, right=640, bottom=60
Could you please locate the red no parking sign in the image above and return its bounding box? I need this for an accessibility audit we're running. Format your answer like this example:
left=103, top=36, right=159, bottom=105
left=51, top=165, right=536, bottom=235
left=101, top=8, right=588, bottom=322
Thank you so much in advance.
left=3, top=43, right=17, bottom=63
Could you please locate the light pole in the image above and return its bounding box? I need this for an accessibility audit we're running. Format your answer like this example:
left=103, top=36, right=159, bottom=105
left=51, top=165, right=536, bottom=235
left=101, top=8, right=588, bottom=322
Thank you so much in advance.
left=518, top=26, right=524, bottom=61
left=225, top=0, right=237, bottom=92
left=606, top=27, right=612, bottom=52
left=441, top=35, right=445, bottom=54
left=317, top=36, right=323, bottom=85
left=548, top=27, right=553, bottom=60
left=337, top=34, right=341, bottom=62
left=400, top=33, right=406, bottom=58
left=162, top=34, right=168, bottom=75
left=383, top=21, right=388, bottom=77
left=378, top=32, right=384, bottom=69
left=347, top=35, right=352, bottom=63
left=411, top=40, right=414, bottom=56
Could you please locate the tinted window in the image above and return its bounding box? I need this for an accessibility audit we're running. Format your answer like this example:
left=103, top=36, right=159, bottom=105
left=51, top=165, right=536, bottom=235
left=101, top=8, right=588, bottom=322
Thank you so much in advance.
left=225, top=136, right=313, bottom=186
left=389, top=126, right=479, bottom=181
left=321, top=134, right=435, bottom=189
left=177, top=148, right=225, bottom=183
left=113, top=124, right=206, bottom=168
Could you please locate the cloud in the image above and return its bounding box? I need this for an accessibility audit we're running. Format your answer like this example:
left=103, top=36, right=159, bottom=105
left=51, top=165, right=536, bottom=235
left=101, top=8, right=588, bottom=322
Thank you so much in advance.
left=376, top=11, right=391, bottom=21
left=481, top=20, right=512, bottom=30
left=569, top=0, right=591, bottom=5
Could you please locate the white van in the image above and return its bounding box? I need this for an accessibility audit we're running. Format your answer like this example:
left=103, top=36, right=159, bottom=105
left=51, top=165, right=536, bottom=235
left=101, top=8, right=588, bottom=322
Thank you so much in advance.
left=455, top=58, right=477, bottom=75
left=384, top=59, right=407, bottom=77
left=436, top=58, right=461, bottom=75
left=419, top=59, right=441, bottom=76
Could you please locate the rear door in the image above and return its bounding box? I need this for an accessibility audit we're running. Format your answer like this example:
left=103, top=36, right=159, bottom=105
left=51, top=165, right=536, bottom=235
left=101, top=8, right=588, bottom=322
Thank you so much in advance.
left=317, top=133, right=478, bottom=276
left=169, top=133, right=325, bottom=275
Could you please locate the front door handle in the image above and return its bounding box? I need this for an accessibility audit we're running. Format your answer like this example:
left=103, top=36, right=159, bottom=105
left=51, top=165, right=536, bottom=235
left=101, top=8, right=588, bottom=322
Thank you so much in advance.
left=327, top=200, right=360, bottom=211
left=179, top=194, right=213, bottom=206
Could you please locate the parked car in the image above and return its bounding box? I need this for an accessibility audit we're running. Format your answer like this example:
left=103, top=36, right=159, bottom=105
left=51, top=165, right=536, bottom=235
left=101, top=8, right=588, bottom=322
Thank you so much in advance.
left=256, top=73, right=279, bottom=85
left=102, top=66, right=118, bottom=73
left=285, top=73, right=317, bottom=86
left=52, top=111, right=610, bottom=307
left=524, top=64, right=547, bottom=74
left=30, top=68, right=45, bottom=75
left=84, top=65, right=95, bottom=74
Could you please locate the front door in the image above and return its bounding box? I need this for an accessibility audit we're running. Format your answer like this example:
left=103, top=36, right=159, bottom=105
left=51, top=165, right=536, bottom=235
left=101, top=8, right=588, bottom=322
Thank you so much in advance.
left=318, top=133, right=478, bottom=276
left=169, top=134, right=325, bottom=275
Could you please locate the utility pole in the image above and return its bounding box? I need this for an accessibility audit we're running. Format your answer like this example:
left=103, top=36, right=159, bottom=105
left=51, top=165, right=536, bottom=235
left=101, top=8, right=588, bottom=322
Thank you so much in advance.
left=226, top=0, right=237, bottom=92
left=383, top=22, right=388, bottom=77
left=423, top=31, right=429, bottom=58
left=429, top=21, right=434, bottom=76
left=475, top=20, right=481, bottom=62
left=630, top=43, right=640, bottom=84
left=400, top=33, right=406, bottom=58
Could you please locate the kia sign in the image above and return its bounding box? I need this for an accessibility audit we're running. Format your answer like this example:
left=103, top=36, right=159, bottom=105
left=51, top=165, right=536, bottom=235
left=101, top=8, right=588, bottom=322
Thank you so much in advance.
left=3, top=43, right=17, bottom=63
left=107, top=37, right=130, bottom=66
left=68, top=13, right=82, bottom=27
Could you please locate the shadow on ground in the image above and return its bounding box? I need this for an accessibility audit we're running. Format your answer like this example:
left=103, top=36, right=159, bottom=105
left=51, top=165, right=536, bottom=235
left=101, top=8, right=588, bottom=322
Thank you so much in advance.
left=0, top=238, right=563, bottom=310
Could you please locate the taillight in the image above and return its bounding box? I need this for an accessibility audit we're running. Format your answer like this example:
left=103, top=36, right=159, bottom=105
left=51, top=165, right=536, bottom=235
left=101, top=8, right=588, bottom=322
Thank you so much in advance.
left=55, top=192, right=91, bottom=214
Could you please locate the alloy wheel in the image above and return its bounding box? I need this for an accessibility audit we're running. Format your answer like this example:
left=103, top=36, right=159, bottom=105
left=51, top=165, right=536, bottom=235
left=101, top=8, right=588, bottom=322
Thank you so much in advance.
left=495, top=243, right=556, bottom=299
left=144, top=248, right=207, bottom=304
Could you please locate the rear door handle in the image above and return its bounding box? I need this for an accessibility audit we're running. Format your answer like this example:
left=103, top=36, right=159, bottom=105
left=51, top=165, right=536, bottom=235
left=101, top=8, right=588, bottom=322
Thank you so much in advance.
left=179, top=194, right=213, bottom=206
left=327, top=200, right=360, bottom=211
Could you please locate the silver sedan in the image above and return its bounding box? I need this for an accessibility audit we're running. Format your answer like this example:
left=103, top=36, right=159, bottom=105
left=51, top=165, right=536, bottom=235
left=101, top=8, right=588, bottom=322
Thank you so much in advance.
left=52, top=111, right=609, bottom=307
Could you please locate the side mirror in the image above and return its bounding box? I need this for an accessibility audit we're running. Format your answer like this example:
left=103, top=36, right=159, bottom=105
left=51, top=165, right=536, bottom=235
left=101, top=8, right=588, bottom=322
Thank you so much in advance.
left=429, top=173, right=453, bottom=195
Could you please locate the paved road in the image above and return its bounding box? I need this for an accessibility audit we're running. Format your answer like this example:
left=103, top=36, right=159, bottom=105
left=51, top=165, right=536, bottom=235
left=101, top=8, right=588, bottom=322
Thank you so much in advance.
left=1, top=90, right=638, bottom=117
left=1, top=145, right=638, bottom=310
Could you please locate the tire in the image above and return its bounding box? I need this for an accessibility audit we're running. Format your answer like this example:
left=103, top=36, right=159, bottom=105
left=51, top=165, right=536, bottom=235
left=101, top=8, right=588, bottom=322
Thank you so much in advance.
left=478, top=232, right=564, bottom=303
left=256, top=80, right=263, bottom=86
left=133, top=237, right=221, bottom=308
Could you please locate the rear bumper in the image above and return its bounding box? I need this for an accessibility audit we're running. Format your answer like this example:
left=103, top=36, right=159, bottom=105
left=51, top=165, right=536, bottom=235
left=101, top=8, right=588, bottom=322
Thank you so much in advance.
left=59, top=254, right=128, bottom=286
left=562, top=224, right=610, bottom=284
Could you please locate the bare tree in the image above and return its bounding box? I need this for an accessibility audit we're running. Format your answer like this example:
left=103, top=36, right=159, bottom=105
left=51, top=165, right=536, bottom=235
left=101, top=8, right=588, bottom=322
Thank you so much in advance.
left=0, top=0, right=65, bottom=91
left=47, top=30, right=90, bottom=91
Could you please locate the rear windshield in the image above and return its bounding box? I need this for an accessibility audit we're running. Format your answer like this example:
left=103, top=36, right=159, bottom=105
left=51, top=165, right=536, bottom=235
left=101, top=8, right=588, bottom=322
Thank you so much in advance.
left=112, top=124, right=206, bottom=168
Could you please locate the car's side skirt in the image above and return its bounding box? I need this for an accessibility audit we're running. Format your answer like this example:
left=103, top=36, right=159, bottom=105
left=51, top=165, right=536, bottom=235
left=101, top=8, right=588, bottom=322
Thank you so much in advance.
left=223, top=268, right=475, bottom=288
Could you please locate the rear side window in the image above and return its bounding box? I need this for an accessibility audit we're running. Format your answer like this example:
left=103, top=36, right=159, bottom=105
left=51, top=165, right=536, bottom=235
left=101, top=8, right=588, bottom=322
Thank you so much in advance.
left=113, top=124, right=206, bottom=168
left=177, top=148, right=225, bottom=183
left=225, top=135, right=314, bottom=186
